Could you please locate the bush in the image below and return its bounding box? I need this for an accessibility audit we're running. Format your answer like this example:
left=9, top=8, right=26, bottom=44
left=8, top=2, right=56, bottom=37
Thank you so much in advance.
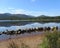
left=38, top=31, right=60, bottom=48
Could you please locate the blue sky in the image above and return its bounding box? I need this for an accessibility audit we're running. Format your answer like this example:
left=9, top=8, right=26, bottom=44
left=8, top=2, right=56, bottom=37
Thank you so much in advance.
left=0, top=0, right=60, bottom=16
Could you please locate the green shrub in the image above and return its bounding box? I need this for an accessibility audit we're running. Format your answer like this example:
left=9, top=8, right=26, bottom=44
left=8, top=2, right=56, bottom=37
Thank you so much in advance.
left=38, top=31, right=60, bottom=48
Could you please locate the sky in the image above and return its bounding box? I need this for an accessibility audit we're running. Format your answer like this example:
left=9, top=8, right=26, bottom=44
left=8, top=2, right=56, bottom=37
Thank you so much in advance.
left=0, top=0, right=60, bottom=16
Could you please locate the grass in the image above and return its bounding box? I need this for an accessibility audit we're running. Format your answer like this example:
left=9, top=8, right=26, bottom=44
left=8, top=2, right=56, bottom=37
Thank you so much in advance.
left=21, top=43, right=30, bottom=48
left=7, top=40, right=30, bottom=48
left=7, top=41, right=19, bottom=48
left=38, top=31, right=60, bottom=48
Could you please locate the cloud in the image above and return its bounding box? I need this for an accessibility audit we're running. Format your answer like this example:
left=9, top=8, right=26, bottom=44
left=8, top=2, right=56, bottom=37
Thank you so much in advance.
left=0, top=8, right=58, bottom=17
left=11, top=9, right=59, bottom=16
left=11, top=9, right=26, bottom=14
left=10, top=9, right=50, bottom=17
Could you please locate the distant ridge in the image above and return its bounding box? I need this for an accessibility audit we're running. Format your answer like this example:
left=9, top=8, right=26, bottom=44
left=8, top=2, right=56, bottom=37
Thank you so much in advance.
left=0, top=13, right=60, bottom=20
left=0, top=13, right=34, bottom=20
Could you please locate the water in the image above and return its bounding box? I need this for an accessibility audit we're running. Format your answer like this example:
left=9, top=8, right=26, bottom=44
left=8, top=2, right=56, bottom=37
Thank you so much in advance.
left=0, top=20, right=60, bottom=40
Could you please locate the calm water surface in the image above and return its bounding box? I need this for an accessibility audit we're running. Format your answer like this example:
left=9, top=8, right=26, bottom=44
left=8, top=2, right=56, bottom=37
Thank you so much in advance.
left=0, top=20, right=60, bottom=40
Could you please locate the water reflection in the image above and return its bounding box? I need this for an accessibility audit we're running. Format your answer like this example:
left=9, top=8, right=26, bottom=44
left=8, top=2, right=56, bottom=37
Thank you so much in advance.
left=0, top=21, right=60, bottom=40
left=0, top=22, right=60, bottom=32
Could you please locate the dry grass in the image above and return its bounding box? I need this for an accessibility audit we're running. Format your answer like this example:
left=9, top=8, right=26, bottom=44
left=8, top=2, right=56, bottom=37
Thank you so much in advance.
left=7, top=41, right=19, bottom=48
left=0, top=34, right=44, bottom=48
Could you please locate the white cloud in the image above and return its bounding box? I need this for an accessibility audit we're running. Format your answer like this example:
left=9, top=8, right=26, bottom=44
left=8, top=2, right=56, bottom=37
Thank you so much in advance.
left=11, top=9, right=26, bottom=14
left=0, top=8, right=58, bottom=17
left=10, top=9, right=50, bottom=17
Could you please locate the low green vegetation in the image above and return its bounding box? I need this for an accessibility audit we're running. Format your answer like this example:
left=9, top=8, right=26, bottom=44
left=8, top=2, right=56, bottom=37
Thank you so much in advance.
left=38, top=31, right=60, bottom=48
left=0, top=14, right=60, bottom=22
left=7, top=31, right=60, bottom=48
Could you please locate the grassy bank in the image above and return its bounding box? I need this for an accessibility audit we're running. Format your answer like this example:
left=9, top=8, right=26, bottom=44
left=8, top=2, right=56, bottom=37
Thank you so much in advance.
left=0, top=34, right=44, bottom=48
left=0, top=31, right=60, bottom=48
left=38, top=31, right=60, bottom=48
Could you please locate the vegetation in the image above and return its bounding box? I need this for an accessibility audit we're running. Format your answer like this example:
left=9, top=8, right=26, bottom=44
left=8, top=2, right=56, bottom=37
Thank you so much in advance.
left=21, top=43, right=30, bottom=48
left=38, top=31, right=60, bottom=48
left=7, top=41, right=30, bottom=48
left=7, top=41, right=19, bottom=48
left=0, top=13, right=60, bottom=22
left=7, top=31, right=60, bottom=48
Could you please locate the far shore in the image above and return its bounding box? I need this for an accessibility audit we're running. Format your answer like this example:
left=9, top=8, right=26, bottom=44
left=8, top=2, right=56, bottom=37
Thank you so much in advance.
left=0, top=20, right=60, bottom=22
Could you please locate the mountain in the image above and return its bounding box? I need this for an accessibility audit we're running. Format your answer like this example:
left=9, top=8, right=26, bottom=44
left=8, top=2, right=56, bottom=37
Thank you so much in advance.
left=12, top=14, right=34, bottom=18
left=0, top=13, right=60, bottom=20
left=38, top=15, right=47, bottom=17
left=0, top=13, right=34, bottom=20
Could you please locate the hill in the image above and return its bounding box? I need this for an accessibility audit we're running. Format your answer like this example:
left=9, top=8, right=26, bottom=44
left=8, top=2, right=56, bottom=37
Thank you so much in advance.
left=0, top=13, right=34, bottom=20
left=0, top=13, right=60, bottom=22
